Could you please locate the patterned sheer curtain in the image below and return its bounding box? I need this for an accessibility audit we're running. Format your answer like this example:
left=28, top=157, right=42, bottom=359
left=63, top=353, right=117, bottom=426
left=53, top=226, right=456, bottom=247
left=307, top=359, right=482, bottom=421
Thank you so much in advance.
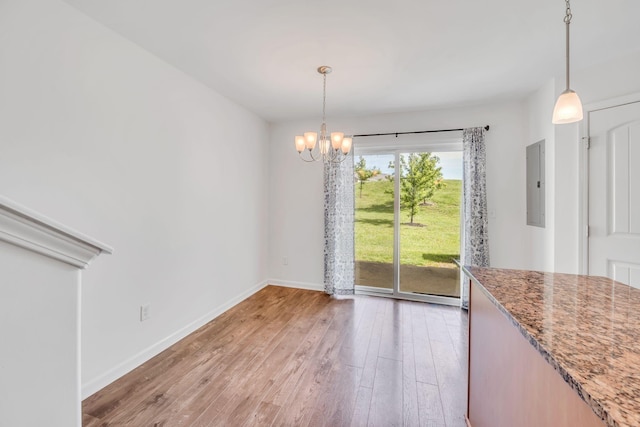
left=323, top=152, right=355, bottom=295
left=461, top=127, right=490, bottom=308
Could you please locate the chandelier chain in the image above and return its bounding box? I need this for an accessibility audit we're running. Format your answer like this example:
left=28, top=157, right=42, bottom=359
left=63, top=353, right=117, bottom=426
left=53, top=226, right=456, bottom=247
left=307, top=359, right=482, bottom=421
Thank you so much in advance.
left=564, top=0, right=572, bottom=24
left=322, top=73, right=327, bottom=124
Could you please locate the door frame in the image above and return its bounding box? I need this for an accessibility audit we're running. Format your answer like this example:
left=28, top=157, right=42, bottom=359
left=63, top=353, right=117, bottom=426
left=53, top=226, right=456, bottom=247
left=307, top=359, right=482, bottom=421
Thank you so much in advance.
left=353, top=134, right=463, bottom=306
left=579, top=92, right=640, bottom=274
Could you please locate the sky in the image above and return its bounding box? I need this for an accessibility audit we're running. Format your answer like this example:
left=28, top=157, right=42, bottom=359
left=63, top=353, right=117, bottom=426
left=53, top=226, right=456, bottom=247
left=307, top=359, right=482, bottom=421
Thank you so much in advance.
left=357, top=152, right=463, bottom=180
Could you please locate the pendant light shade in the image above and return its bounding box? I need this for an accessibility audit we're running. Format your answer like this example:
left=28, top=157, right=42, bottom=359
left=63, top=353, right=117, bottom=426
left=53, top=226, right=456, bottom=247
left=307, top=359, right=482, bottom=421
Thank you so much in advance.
left=552, top=0, right=583, bottom=125
left=552, top=89, right=583, bottom=124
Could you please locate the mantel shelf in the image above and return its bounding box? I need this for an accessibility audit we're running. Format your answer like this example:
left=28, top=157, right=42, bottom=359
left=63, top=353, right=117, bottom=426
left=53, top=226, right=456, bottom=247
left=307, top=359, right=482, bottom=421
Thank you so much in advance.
left=0, top=195, right=113, bottom=269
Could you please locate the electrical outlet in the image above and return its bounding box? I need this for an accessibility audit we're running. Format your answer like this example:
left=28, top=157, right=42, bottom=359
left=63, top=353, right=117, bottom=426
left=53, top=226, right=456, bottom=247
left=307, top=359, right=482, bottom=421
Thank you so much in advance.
left=140, top=304, right=151, bottom=322
left=283, top=256, right=288, bottom=265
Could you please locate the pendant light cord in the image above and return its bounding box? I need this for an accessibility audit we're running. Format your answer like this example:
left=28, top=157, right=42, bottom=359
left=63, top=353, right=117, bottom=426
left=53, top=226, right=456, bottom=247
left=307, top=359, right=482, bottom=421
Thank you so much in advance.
left=564, top=0, right=572, bottom=91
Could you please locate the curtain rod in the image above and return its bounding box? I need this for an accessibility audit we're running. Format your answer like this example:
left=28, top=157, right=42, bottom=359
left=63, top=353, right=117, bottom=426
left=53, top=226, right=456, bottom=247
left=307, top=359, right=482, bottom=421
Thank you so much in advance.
left=353, top=125, right=489, bottom=138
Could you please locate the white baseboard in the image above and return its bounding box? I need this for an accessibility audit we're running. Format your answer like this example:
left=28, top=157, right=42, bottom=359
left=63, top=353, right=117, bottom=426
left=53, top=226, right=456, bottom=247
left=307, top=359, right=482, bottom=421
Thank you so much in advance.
left=266, top=279, right=324, bottom=292
left=81, top=280, right=269, bottom=399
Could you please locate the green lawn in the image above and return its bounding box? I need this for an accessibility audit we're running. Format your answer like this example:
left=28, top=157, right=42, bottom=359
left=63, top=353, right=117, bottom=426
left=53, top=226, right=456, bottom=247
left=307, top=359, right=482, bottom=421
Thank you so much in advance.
left=355, top=179, right=461, bottom=267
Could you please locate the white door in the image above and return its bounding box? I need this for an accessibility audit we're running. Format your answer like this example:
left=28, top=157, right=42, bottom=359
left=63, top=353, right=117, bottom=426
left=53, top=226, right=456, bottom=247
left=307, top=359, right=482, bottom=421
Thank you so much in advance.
left=588, top=100, right=640, bottom=288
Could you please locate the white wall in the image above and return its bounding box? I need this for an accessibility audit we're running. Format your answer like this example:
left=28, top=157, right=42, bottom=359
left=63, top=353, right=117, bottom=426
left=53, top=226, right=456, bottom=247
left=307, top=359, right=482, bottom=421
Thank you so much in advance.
left=0, top=244, right=80, bottom=426
left=0, top=0, right=269, bottom=397
left=526, top=51, right=640, bottom=274
left=525, top=80, right=556, bottom=272
left=268, top=101, right=530, bottom=287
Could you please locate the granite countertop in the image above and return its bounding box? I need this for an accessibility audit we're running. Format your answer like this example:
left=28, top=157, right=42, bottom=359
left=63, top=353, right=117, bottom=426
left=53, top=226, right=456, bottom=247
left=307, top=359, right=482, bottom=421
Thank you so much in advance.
left=462, top=266, right=640, bottom=427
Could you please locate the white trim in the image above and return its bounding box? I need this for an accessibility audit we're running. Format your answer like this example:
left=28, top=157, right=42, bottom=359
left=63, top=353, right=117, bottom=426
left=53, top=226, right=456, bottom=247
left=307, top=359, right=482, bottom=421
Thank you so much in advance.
left=356, top=285, right=393, bottom=294
left=352, top=142, right=464, bottom=306
left=0, top=195, right=112, bottom=269
left=355, top=286, right=461, bottom=306
left=580, top=93, right=640, bottom=274
left=353, top=132, right=462, bottom=155
left=81, top=279, right=269, bottom=399
left=583, top=92, right=640, bottom=113
left=75, top=277, right=82, bottom=427
left=393, top=151, right=401, bottom=295
left=265, top=279, right=324, bottom=292
left=580, top=111, right=590, bottom=274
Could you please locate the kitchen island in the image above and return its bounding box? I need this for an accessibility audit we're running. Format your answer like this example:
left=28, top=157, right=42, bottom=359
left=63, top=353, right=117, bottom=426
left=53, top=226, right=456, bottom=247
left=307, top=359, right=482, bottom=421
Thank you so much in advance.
left=462, top=266, right=640, bottom=427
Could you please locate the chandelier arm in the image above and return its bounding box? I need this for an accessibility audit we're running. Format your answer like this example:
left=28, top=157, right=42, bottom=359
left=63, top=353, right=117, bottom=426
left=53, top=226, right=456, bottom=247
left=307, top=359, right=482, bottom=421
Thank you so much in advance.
left=302, top=146, right=348, bottom=164
left=298, top=152, right=317, bottom=162
left=333, top=151, right=350, bottom=163
left=327, top=147, right=348, bottom=163
left=308, top=146, right=322, bottom=162
left=335, top=154, right=348, bottom=164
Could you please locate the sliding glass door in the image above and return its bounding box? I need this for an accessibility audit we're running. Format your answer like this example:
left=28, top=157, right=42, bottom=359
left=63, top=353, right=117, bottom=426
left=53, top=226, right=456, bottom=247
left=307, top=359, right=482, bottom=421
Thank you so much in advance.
left=354, top=154, right=395, bottom=292
left=354, top=142, right=462, bottom=305
left=398, top=151, right=461, bottom=300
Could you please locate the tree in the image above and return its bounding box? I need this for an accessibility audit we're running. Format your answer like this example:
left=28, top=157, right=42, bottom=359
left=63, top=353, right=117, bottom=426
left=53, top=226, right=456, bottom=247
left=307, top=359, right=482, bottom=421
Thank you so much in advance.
left=354, top=156, right=380, bottom=198
left=398, top=153, right=444, bottom=224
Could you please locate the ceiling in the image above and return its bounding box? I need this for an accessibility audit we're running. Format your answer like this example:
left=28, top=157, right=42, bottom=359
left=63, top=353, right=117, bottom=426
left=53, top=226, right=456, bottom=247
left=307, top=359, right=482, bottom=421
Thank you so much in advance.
left=63, top=0, right=640, bottom=123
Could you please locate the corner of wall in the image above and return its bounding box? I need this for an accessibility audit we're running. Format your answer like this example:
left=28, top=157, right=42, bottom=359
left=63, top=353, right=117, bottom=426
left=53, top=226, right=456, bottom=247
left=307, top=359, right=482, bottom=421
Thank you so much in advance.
left=524, top=78, right=557, bottom=272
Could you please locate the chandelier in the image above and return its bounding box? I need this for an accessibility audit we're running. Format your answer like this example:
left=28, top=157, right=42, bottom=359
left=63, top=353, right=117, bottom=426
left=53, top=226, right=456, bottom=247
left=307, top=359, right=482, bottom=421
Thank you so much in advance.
left=294, top=66, right=352, bottom=163
left=552, top=0, right=583, bottom=124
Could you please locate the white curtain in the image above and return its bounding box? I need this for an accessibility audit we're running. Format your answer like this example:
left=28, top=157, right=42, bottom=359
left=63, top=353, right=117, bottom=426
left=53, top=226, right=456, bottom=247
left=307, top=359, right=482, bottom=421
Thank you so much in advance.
left=461, top=127, right=490, bottom=308
left=323, top=152, right=355, bottom=295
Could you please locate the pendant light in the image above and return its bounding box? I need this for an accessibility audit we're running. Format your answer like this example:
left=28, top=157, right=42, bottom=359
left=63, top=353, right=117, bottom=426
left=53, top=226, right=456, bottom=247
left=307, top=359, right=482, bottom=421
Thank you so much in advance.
left=294, top=66, right=352, bottom=163
left=552, top=0, right=583, bottom=124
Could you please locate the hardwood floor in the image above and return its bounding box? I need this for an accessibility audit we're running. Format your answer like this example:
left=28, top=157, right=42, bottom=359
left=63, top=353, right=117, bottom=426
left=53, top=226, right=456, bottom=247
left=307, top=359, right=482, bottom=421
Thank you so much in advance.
left=83, top=286, right=468, bottom=426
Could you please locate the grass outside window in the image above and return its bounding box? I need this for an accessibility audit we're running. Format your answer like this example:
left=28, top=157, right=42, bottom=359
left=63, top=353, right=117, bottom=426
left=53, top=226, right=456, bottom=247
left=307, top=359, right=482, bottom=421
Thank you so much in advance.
left=355, top=179, right=461, bottom=268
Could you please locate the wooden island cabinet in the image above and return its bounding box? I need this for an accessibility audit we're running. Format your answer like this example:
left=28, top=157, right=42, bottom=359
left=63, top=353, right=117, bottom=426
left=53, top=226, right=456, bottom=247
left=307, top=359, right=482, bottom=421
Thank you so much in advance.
left=462, top=266, right=640, bottom=427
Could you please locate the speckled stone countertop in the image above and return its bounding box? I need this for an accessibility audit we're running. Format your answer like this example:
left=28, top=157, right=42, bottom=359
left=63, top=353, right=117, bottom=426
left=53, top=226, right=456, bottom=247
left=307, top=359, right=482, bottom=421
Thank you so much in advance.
left=462, top=266, right=640, bottom=427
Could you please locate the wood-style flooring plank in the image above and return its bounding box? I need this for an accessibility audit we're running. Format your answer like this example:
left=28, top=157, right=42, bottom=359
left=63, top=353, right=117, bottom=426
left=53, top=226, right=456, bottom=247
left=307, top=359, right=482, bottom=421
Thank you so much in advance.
left=424, top=304, right=468, bottom=427
left=81, top=413, right=101, bottom=427
left=358, top=299, right=386, bottom=388
left=309, top=364, right=363, bottom=427
left=417, top=381, right=446, bottom=426
left=378, top=299, right=403, bottom=361
left=401, top=302, right=421, bottom=426
left=411, top=302, right=438, bottom=386
left=339, top=296, right=378, bottom=369
left=308, top=299, right=368, bottom=427
left=349, top=385, right=373, bottom=427
left=83, top=286, right=469, bottom=427
left=269, top=302, right=354, bottom=426
left=368, top=356, right=403, bottom=427
left=340, top=298, right=378, bottom=368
